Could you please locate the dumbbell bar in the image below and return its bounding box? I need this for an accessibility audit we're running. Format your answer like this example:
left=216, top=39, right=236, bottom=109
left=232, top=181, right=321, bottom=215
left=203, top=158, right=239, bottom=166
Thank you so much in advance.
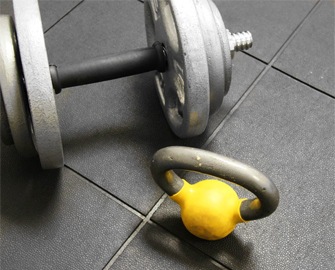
left=50, top=42, right=167, bottom=94
left=0, top=0, right=252, bottom=169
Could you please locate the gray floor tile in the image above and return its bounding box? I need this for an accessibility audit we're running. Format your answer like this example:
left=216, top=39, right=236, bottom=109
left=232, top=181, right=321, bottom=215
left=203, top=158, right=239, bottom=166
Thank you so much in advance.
left=0, top=0, right=13, bottom=14
left=110, top=222, right=228, bottom=270
left=1, top=144, right=142, bottom=270
left=274, top=0, right=335, bottom=96
left=40, top=0, right=82, bottom=31
left=0, top=0, right=81, bottom=31
left=214, top=0, right=318, bottom=62
left=45, top=0, right=169, bottom=214
left=152, top=69, right=335, bottom=270
left=44, top=1, right=261, bottom=214
left=1, top=0, right=334, bottom=269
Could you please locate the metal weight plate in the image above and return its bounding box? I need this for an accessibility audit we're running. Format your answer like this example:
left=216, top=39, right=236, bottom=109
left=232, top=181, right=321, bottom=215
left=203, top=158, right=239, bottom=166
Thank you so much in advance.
left=0, top=15, right=36, bottom=156
left=145, top=0, right=210, bottom=138
left=194, top=0, right=232, bottom=114
left=13, top=0, right=64, bottom=169
left=1, top=87, right=14, bottom=145
left=208, top=0, right=232, bottom=103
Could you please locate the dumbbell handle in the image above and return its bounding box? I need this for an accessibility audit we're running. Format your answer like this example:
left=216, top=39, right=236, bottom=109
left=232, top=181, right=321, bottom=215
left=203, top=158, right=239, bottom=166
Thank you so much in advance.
left=50, top=42, right=167, bottom=94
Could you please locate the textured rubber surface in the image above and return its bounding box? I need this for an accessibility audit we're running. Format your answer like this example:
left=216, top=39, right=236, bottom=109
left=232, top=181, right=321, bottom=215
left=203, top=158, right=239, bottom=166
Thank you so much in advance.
left=1, top=144, right=141, bottom=270
left=110, top=222, right=229, bottom=270
left=214, top=0, right=318, bottom=62
left=274, top=0, right=335, bottom=96
left=1, top=1, right=334, bottom=270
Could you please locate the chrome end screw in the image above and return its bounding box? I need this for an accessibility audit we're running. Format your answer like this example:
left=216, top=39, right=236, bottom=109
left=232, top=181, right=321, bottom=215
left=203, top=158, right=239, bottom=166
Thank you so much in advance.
left=227, top=30, right=253, bottom=58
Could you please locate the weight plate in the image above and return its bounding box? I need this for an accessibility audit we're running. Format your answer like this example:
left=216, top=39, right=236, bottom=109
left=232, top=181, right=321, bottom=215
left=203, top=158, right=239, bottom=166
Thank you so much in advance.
left=194, top=0, right=232, bottom=114
left=13, top=0, right=64, bottom=169
left=1, top=87, right=14, bottom=145
left=145, top=0, right=210, bottom=138
left=0, top=15, right=36, bottom=156
left=208, top=0, right=232, bottom=101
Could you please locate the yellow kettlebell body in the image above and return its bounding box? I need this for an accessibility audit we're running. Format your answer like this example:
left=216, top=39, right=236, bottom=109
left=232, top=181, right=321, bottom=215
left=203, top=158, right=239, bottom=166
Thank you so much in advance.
left=170, top=179, right=245, bottom=240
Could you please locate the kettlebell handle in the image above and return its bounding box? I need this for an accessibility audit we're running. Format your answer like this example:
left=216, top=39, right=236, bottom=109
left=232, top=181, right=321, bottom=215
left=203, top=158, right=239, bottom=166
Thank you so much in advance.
left=150, top=146, right=279, bottom=221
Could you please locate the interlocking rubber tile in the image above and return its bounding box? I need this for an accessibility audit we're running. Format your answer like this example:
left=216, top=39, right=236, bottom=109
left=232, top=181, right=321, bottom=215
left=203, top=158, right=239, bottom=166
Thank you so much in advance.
left=153, top=69, right=335, bottom=270
left=214, top=0, right=318, bottom=62
left=1, top=144, right=142, bottom=270
left=274, top=0, right=335, bottom=96
left=1, top=1, right=334, bottom=270
left=45, top=1, right=167, bottom=214
left=45, top=0, right=263, bottom=214
left=110, top=222, right=229, bottom=270
left=0, top=0, right=81, bottom=31
left=0, top=0, right=13, bottom=14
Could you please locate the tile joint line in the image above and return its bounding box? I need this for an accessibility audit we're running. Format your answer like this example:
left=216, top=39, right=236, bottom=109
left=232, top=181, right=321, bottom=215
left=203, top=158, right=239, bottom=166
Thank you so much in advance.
left=202, top=0, right=323, bottom=149
left=44, top=0, right=85, bottom=34
left=63, top=1, right=324, bottom=268
left=147, top=219, right=233, bottom=270
left=242, top=50, right=334, bottom=99
left=64, top=165, right=145, bottom=219
left=102, top=194, right=168, bottom=269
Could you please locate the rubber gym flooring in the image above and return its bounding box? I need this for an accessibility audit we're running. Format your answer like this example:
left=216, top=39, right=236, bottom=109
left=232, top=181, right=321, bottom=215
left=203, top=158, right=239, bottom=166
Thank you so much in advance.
left=1, top=0, right=334, bottom=269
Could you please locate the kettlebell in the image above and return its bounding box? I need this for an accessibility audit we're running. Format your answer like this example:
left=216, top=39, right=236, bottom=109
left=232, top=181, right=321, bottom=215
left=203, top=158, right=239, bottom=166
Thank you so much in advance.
left=151, top=146, right=279, bottom=240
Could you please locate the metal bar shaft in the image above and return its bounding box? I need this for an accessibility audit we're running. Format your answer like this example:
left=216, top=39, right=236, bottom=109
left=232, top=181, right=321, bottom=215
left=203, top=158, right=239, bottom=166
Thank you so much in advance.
left=50, top=43, right=166, bottom=93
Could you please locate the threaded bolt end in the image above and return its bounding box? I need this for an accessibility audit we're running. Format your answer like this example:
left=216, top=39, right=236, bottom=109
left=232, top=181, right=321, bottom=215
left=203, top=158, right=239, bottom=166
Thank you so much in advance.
left=227, top=30, right=253, bottom=58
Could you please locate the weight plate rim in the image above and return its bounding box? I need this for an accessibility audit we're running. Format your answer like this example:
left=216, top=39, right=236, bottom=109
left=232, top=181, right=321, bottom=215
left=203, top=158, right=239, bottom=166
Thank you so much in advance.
left=13, top=0, right=64, bottom=169
left=0, top=15, right=37, bottom=156
left=195, top=0, right=226, bottom=115
left=145, top=0, right=210, bottom=138
left=1, top=84, right=14, bottom=145
left=209, top=0, right=232, bottom=98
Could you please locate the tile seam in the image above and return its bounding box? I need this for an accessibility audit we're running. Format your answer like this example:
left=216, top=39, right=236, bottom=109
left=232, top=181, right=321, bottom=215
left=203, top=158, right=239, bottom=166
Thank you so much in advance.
left=148, top=220, right=232, bottom=270
left=271, top=66, right=335, bottom=99
left=202, top=0, right=323, bottom=149
left=134, top=2, right=325, bottom=267
left=61, top=1, right=323, bottom=269
left=64, top=165, right=146, bottom=219
left=102, top=193, right=167, bottom=269
left=44, top=0, right=85, bottom=34
left=243, top=51, right=334, bottom=99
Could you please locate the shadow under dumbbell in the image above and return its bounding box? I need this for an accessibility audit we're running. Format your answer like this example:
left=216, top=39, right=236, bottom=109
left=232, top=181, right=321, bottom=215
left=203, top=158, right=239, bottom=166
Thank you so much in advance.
left=1, top=143, right=61, bottom=225
left=56, top=74, right=194, bottom=157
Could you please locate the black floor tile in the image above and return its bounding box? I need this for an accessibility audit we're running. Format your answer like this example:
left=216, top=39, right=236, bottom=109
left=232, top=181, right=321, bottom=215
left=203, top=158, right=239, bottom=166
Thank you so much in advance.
left=0, top=0, right=81, bottom=31
left=40, top=0, right=82, bottom=31
left=274, top=0, right=334, bottom=96
left=44, top=0, right=262, bottom=214
left=152, top=69, right=335, bottom=270
left=214, top=0, right=318, bottom=63
left=0, top=0, right=13, bottom=14
left=45, top=0, right=169, bottom=214
left=110, top=222, right=228, bottom=270
left=2, top=0, right=333, bottom=269
left=1, top=144, right=142, bottom=270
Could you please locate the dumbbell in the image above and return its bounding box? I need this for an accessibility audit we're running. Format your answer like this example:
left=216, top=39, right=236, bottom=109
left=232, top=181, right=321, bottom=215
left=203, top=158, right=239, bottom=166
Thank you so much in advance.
left=0, top=0, right=253, bottom=169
